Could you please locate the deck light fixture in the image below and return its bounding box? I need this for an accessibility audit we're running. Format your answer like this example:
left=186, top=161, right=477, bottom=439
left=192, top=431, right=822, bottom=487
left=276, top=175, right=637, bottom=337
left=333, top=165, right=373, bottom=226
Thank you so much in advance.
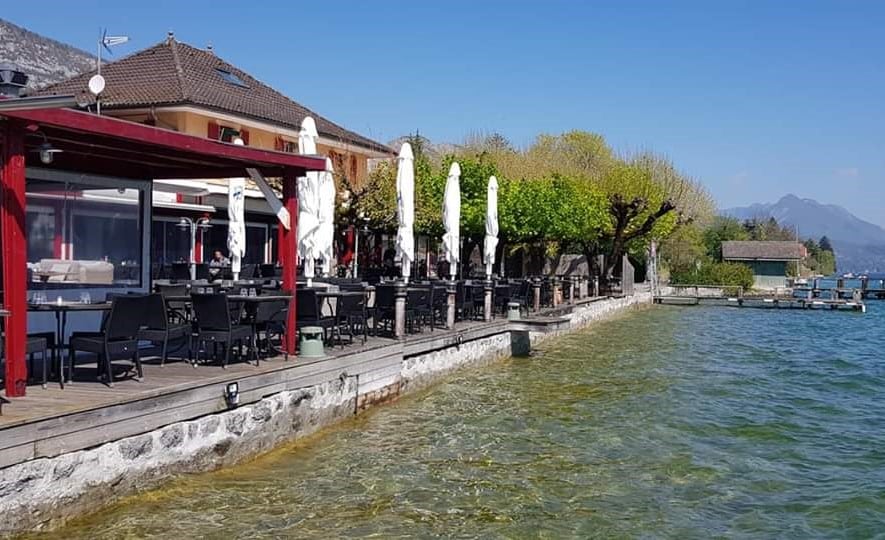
left=224, top=382, right=240, bottom=408
left=34, top=133, right=63, bottom=165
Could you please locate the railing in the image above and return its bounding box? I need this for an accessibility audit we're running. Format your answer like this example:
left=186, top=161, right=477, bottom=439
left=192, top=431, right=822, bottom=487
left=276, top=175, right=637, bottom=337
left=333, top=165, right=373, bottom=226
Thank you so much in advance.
left=657, top=284, right=745, bottom=298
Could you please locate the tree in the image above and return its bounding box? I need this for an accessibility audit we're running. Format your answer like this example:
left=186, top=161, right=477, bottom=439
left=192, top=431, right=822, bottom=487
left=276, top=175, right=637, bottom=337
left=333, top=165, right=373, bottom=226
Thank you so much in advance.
left=661, top=224, right=708, bottom=278
left=597, top=160, right=677, bottom=278
left=819, top=236, right=833, bottom=252
left=703, top=216, right=748, bottom=260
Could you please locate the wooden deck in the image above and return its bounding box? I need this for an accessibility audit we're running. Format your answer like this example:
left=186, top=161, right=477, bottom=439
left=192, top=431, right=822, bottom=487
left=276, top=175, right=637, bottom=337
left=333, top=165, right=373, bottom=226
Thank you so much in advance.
left=0, top=318, right=509, bottom=469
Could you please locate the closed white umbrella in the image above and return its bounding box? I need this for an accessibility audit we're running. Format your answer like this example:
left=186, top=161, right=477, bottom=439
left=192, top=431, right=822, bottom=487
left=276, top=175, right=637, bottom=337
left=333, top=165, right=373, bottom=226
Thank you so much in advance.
left=317, top=157, right=336, bottom=277
left=228, top=137, right=247, bottom=280
left=297, top=117, right=321, bottom=285
left=484, top=175, right=499, bottom=279
left=227, top=176, right=246, bottom=280
left=442, top=162, right=461, bottom=280
left=395, top=142, right=415, bottom=282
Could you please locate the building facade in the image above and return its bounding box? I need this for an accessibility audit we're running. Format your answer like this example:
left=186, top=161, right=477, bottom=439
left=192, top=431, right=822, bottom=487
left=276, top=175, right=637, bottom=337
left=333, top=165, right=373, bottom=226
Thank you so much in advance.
left=37, top=33, right=393, bottom=276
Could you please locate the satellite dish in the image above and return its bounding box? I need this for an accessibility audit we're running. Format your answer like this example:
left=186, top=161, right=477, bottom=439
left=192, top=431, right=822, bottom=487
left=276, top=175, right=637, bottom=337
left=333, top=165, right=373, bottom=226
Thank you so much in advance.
left=88, top=74, right=106, bottom=96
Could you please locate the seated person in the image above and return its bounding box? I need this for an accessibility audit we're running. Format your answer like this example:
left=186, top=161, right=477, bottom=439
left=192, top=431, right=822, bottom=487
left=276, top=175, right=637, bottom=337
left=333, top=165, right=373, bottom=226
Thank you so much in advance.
left=208, top=250, right=231, bottom=281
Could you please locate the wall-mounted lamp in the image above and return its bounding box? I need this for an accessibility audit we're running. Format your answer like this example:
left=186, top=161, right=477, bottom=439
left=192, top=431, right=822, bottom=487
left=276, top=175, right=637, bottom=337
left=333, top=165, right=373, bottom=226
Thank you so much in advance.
left=224, top=382, right=240, bottom=408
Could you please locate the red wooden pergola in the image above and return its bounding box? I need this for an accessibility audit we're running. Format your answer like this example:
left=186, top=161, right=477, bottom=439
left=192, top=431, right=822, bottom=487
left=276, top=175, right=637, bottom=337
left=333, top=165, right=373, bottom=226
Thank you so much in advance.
left=1, top=106, right=322, bottom=397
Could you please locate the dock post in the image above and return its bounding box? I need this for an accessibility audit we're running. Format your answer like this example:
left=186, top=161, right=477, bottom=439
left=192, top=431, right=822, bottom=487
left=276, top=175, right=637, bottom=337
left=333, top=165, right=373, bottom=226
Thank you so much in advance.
left=394, top=281, right=408, bottom=339
left=551, top=277, right=561, bottom=307
left=483, top=280, right=493, bottom=322
left=571, top=279, right=577, bottom=303
left=532, top=279, right=541, bottom=312
left=446, top=280, right=456, bottom=329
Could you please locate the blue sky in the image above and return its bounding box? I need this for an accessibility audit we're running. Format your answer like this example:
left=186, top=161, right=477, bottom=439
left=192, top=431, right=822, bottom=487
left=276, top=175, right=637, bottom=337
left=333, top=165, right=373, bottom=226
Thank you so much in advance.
left=5, top=1, right=885, bottom=224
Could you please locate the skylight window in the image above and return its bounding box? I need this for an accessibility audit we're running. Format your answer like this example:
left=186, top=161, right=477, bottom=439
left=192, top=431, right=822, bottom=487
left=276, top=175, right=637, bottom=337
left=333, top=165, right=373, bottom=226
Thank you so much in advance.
left=216, top=68, right=249, bottom=88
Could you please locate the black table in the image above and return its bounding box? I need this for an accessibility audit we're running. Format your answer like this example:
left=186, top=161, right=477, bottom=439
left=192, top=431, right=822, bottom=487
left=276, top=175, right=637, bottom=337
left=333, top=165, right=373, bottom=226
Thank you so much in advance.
left=27, top=302, right=112, bottom=362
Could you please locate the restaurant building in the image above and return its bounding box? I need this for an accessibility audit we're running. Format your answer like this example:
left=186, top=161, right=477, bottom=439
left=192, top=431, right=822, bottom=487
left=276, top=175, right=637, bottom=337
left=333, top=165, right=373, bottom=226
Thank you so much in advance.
left=1, top=58, right=331, bottom=397
left=37, top=33, right=392, bottom=278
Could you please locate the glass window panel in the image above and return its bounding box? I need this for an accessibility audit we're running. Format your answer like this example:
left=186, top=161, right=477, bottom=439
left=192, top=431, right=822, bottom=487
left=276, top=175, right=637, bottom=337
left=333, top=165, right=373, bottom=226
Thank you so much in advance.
left=26, top=178, right=145, bottom=289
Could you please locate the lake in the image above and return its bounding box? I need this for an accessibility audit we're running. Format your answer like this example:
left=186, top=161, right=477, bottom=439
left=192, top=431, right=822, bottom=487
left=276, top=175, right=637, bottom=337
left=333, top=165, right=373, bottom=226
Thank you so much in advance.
left=41, top=303, right=885, bottom=538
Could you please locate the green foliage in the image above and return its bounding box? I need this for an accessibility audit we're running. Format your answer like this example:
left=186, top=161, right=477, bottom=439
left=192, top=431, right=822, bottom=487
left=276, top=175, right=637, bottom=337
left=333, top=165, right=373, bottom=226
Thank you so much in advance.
left=743, top=217, right=796, bottom=241
left=354, top=161, right=397, bottom=232
left=671, top=261, right=755, bottom=290
left=703, top=216, right=748, bottom=260
left=661, top=224, right=708, bottom=276
left=356, top=130, right=714, bottom=273
left=803, top=237, right=837, bottom=275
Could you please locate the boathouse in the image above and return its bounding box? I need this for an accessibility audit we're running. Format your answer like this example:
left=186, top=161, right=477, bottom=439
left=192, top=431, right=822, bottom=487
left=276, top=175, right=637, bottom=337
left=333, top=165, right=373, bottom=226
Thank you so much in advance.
left=721, top=240, right=806, bottom=289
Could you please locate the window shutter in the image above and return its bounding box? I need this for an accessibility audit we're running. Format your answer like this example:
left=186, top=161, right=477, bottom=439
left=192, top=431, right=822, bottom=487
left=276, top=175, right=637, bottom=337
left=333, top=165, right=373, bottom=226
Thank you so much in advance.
left=208, top=121, right=220, bottom=140
left=240, top=129, right=250, bottom=145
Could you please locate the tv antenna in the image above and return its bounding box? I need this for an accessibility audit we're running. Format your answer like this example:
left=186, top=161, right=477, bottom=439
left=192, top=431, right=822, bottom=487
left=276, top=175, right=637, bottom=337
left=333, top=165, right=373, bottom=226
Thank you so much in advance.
left=92, top=29, right=129, bottom=114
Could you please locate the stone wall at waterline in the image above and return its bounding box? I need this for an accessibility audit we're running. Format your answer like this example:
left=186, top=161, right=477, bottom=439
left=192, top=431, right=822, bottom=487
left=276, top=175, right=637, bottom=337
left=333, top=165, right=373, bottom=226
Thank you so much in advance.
left=0, top=293, right=652, bottom=534
left=0, top=378, right=358, bottom=534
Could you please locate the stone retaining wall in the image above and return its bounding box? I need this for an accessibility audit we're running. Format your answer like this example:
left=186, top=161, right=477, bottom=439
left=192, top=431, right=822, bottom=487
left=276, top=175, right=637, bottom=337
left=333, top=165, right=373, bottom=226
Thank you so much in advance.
left=0, top=293, right=651, bottom=535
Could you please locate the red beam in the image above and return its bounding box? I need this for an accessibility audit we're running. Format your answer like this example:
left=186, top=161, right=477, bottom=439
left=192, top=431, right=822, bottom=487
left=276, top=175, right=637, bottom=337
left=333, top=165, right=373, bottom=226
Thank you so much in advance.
left=282, top=169, right=298, bottom=356
left=2, top=121, right=29, bottom=397
left=2, top=107, right=326, bottom=175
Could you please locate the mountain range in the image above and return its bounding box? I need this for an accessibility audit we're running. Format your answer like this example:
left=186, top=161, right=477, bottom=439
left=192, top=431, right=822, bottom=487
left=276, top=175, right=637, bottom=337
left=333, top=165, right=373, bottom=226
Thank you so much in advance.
left=0, top=18, right=94, bottom=90
left=725, top=194, right=885, bottom=273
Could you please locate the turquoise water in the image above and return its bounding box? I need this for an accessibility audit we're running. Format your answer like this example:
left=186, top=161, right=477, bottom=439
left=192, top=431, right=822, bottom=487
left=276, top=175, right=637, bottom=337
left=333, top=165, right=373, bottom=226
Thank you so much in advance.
left=45, top=303, right=885, bottom=538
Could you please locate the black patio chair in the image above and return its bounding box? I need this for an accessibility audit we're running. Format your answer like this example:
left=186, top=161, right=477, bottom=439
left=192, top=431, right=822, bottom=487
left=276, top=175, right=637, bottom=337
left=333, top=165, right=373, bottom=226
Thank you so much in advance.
left=0, top=333, right=49, bottom=389
left=171, top=262, right=191, bottom=280
left=240, top=264, right=258, bottom=279
left=295, top=288, right=337, bottom=344
left=372, top=285, right=396, bottom=337
left=510, top=280, right=531, bottom=311
left=138, top=293, right=191, bottom=366
left=68, top=295, right=145, bottom=388
left=25, top=330, right=59, bottom=385
left=156, top=283, right=189, bottom=323
left=494, top=283, right=511, bottom=315
left=259, top=264, right=277, bottom=278
left=335, top=292, right=368, bottom=345
left=455, top=282, right=476, bottom=321
left=251, top=298, right=289, bottom=360
left=431, top=285, right=448, bottom=329
left=540, top=280, right=553, bottom=307
left=191, top=293, right=257, bottom=368
left=407, top=287, right=431, bottom=333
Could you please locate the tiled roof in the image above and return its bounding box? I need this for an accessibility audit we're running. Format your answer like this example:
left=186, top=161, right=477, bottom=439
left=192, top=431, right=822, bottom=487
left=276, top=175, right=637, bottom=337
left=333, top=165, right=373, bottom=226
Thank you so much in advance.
left=722, top=241, right=805, bottom=261
left=37, top=36, right=392, bottom=155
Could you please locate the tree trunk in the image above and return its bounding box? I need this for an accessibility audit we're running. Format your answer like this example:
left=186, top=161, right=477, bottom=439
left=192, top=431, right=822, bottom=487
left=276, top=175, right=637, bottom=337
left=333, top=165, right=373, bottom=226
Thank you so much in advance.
left=603, top=197, right=677, bottom=279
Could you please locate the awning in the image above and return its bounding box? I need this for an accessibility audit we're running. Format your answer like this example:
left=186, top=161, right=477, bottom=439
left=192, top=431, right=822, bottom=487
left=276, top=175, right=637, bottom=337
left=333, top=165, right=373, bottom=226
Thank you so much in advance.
left=1, top=106, right=326, bottom=179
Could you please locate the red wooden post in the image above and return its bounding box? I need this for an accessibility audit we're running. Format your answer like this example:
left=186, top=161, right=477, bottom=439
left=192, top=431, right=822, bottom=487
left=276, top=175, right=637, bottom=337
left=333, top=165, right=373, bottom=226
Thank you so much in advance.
left=1, top=121, right=28, bottom=397
left=277, top=222, right=286, bottom=267
left=281, top=169, right=298, bottom=356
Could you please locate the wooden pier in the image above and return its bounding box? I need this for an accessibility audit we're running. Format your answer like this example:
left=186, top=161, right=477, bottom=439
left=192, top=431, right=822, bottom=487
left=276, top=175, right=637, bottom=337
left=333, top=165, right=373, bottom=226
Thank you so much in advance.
left=793, top=277, right=885, bottom=300
left=655, top=285, right=865, bottom=313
